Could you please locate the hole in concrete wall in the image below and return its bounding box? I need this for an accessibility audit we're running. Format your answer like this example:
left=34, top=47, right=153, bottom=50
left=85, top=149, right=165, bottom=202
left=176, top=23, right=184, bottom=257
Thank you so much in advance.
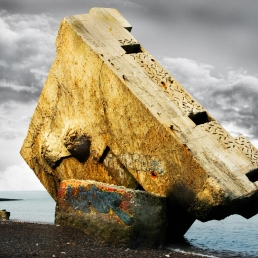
left=246, top=168, right=258, bottom=182
left=136, top=183, right=145, bottom=191
left=99, top=146, right=110, bottom=164
left=121, top=44, right=142, bottom=54
left=188, top=111, right=211, bottom=126
left=124, top=27, right=132, bottom=32
left=52, top=157, right=69, bottom=169
left=64, top=135, right=91, bottom=163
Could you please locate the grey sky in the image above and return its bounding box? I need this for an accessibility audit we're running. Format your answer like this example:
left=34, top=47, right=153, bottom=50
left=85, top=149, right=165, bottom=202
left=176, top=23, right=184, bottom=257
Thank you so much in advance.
left=1, top=0, right=258, bottom=189
left=2, top=0, right=258, bottom=73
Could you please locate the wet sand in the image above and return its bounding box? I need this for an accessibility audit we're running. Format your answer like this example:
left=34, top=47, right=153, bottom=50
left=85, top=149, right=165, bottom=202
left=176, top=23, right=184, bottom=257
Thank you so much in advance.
left=0, top=221, right=203, bottom=258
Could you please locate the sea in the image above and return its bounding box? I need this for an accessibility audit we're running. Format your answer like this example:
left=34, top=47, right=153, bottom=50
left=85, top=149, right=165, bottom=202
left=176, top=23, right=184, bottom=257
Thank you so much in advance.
left=0, top=191, right=258, bottom=258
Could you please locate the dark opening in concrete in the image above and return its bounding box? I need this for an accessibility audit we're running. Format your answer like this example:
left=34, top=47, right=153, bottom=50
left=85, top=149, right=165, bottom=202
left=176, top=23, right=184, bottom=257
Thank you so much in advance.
left=124, top=27, right=132, bottom=32
left=189, top=111, right=211, bottom=126
left=53, top=156, right=69, bottom=169
left=121, top=44, right=142, bottom=54
left=136, top=183, right=145, bottom=191
left=246, top=168, right=258, bottom=182
left=99, top=146, right=110, bottom=164
left=64, top=135, right=91, bottom=163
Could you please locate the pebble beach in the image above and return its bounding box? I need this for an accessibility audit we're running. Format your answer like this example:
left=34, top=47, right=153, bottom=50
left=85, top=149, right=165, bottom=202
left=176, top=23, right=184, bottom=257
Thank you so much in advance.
left=0, top=221, right=203, bottom=258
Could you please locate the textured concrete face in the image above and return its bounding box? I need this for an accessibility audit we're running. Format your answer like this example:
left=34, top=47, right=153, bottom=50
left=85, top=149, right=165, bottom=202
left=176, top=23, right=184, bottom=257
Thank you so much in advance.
left=0, top=210, right=10, bottom=221
left=55, top=179, right=167, bottom=247
left=21, top=7, right=258, bottom=227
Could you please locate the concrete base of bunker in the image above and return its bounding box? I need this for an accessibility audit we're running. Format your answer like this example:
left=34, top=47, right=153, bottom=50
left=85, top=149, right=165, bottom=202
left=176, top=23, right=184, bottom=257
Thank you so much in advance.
left=55, top=179, right=193, bottom=247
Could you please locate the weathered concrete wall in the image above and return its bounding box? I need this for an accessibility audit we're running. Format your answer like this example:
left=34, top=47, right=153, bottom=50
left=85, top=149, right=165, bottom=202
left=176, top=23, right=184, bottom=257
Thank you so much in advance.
left=0, top=210, right=10, bottom=221
left=20, top=8, right=258, bottom=242
left=55, top=179, right=167, bottom=247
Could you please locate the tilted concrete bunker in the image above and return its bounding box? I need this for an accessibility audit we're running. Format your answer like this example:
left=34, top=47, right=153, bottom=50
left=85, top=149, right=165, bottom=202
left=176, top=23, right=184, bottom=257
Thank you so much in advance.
left=21, top=8, right=258, bottom=246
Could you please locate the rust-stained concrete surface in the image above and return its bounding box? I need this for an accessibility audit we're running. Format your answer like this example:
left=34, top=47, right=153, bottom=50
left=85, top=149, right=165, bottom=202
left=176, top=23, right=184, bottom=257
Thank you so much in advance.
left=21, top=8, right=258, bottom=242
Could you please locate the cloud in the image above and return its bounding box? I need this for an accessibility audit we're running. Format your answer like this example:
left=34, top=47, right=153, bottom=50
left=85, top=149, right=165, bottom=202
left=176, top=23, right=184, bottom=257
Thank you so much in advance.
left=105, top=0, right=144, bottom=8
left=0, top=101, right=37, bottom=140
left=0, top=10, right=58, bottom=104
left=0, top=162, right=45, bottom=191
left=161, top=57, right=258, bottom=144
left=0, top=100, right=36, bottom=171
left=0, top=10, right=57, bottom=143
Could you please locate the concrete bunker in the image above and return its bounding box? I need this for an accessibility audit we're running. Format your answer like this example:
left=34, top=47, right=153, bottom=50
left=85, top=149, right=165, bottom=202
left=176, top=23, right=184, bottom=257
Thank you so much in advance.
left=20, top=8, right=258, bottom=247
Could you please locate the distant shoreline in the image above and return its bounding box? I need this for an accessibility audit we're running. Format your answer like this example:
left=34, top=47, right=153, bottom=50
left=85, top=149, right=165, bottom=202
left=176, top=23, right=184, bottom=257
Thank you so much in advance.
left=0, top=198, right=22, bottom=201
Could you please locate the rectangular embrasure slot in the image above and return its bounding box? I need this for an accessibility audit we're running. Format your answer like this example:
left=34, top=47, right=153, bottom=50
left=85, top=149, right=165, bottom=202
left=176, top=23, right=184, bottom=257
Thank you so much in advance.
left=124, top=26, right=132, bottom=32
left=246, top=168, right=258, bottom=183
left=188, top=111, right=211, bottom=126
left=121, top=44, right=142, bottom=54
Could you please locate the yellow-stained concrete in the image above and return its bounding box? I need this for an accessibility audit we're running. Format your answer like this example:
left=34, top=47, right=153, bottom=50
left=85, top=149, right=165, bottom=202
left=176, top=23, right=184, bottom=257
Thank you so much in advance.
left=21, top=8, right=258, bottom=221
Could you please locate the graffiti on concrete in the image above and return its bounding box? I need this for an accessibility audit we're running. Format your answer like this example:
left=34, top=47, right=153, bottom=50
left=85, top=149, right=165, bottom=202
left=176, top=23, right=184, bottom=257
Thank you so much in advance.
left=118, top=153, right=164, bottom=174
left=66, top=185, right=134, bottom=226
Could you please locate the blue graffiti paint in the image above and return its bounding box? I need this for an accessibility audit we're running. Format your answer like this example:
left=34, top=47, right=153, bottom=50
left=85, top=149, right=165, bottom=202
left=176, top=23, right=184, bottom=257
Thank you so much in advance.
left=66, top=185, right=134, bottom=226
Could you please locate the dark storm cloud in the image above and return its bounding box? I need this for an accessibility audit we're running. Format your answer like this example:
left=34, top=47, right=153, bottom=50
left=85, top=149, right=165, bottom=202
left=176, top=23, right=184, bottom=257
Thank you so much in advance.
left=179, top=1, right=258, bottom=75
left=0, top=0, right=143, bottom=19
left=0, top=87, right=40, bottom=103
left=2, top=0, right=258, bottom=76
left=162, top=57, right=258, bottom=141
left=0, top=10, right=57, bottom=142
left=0, top=1, right=145, bottom=105
left=0, top=10, right=58, bottom=103
left=125, top=1, right=258, bottom=76
left=211, top=83, right=258, bottom=138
